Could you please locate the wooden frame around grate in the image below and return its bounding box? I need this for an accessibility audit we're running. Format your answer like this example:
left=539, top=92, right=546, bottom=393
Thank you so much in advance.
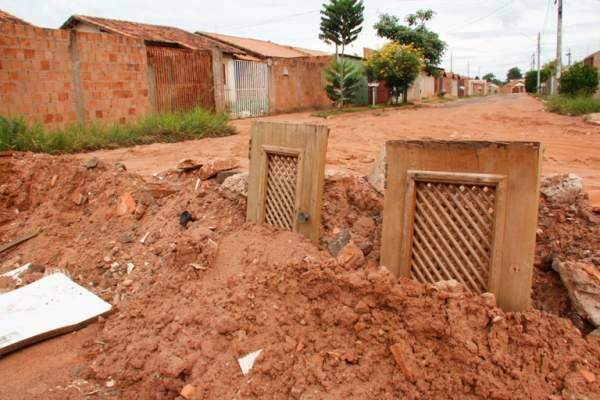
left=247, top=122, right=329, bottom=244
left=401, top=171, right=507, bottom=295
left=380, top=140, right=542, bottom=312
left=259, top=145, right=304, bottom=231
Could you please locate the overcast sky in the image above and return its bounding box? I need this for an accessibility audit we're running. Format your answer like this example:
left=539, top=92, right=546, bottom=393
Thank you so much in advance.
left=2, top=0, right=599, bottom=79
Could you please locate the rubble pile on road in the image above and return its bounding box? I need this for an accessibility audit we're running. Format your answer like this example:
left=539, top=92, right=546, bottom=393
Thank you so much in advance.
left=0, top=153, right=599, bottom=399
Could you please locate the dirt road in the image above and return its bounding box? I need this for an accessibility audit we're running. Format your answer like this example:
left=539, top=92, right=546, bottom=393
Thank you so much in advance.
left=86, top=93, right=600, bottom=205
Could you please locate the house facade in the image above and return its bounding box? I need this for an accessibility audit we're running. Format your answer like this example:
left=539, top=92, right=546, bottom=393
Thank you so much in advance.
left=197, top=32, right=335, bottom=116
left=61, top=15, right=245, bottom=115
left=583, top=50, right=600, bottom=97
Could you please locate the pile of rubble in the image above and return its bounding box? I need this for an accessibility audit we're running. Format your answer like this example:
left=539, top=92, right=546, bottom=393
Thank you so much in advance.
left=1, top=153, right=599, bottom=399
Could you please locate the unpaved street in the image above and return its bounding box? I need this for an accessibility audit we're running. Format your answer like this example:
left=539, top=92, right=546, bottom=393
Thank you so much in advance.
left=85, top=94, right=600, bottom=207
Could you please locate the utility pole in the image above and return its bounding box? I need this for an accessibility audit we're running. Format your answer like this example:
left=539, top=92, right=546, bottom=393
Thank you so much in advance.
left=450, top=52, right=453, bottom=73
left=531, top=53, right=536, bottom=71
left=537, top=32, right=541, bottom=93
left=567, top=48, right=572, bottom=66
left=553, top=0, right=563, bottom=95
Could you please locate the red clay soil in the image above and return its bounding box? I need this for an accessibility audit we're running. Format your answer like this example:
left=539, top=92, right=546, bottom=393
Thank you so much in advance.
left=0, top=153, right=598, bottom=399
left=83, top=94, right=600, bottom=207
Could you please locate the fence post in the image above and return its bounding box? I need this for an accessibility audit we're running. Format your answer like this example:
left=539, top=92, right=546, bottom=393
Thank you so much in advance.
left=68, top=31, right=86, bottom=124
left=211, top=48, right=225, bottom=113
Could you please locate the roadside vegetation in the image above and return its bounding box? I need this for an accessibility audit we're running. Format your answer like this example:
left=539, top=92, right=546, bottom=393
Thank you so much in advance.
left=529, top=61, right=599, bottom=116
left=311, top=102, right=416, bottom=118
left=546, top=95, right=600, bottom=116
left=0, top=107, right=235, bottom=154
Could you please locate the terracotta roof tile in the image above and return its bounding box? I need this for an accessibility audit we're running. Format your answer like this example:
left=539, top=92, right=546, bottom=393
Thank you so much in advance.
left=197, top=32, right=328, bottom=58
left=0, top=9, right=32, bottom=25
left=61, top=15, right=242, bottom=54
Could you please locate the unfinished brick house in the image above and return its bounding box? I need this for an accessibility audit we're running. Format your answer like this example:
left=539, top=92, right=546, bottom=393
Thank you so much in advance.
left=0, top=10, right=154, bottom=127
left=436, top=71, right=460, bottom=97
left=583, top=50, right=600, bottom=97
left=0, top=9, right=32, bottom=25
left=197, top=32, right=335, bottom=117
left=61, top=15, right=245, bottom=114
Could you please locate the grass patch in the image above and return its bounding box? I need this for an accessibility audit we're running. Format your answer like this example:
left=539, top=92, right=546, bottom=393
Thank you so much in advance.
left=546, top=95, right=600, bottom=116
left=0, top=107, right=236, bottom=154
left=312, top=103, right=413, bottom=118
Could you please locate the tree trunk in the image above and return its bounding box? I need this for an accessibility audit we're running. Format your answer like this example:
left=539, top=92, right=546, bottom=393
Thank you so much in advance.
left=339, top=43, right=346, bottom=108
left=402, top=89, right=408, bottom=104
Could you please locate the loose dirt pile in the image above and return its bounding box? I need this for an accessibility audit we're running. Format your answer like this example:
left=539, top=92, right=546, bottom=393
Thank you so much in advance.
left=83, top=226, right=600, bottom=400
left=0, top=152, right=599, bottom=400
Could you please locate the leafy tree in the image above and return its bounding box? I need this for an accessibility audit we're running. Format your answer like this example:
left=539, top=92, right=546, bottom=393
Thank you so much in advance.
left=524, top=69, right=551, bottom=93
left=325, top=59, right=362, bottom=106
left=374, top=9, right=446, bottom=75
left=319, top=0, right=365, bottom=107
left=483, top=73, right=502, bottom=86
left=365, top=43, right=424, bottom=103
left=559, top=62, right=599, bottom=96
left=506, top=67, right=523, bottom=81
left=319, top=0, right=365, bottom=58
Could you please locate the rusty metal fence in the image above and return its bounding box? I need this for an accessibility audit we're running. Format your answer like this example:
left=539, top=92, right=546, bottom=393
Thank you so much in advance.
left=146, top=46, right=215, bottom=113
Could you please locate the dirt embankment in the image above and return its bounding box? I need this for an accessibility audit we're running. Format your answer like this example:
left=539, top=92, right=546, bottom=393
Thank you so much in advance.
left=0, top=152, right=598, bottom=400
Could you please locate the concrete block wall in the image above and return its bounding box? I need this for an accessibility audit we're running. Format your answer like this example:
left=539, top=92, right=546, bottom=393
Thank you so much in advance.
left=0, top=22, right=151, bottom=128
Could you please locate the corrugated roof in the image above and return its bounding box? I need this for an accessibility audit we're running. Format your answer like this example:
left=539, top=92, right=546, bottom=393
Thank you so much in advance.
left=0, top=9, right=32, bottom=25
left=197, top=32, right=329, bottom=58
left=61, top=15, right=242, bottom=54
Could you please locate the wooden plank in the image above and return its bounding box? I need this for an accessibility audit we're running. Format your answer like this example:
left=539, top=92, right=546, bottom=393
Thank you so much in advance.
left=247, top=121, right=328, bottom=244
left=381, top=140, right=541, bottom=311
left=0, top=231, right=39, bottom=255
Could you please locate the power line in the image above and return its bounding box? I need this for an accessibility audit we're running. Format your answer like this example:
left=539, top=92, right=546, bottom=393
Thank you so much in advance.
left=220, top=10, right=319, bottom=32
left=446, top=0, right=516, bottom=33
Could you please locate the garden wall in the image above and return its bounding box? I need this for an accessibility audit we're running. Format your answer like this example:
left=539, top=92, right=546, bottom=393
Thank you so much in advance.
left=0, top=22, right=150, bottom=128
left=269, top=55, right=335, bottom=114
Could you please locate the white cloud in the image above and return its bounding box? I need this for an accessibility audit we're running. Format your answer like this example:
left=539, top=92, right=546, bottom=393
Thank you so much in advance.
left=1, top=0, right=599, bottom=79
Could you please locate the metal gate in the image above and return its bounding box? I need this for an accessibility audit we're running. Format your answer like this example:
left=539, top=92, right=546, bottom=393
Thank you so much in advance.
left=225, top=60, right=269, bottom=119
left=147, top=46, right=215, bottom=113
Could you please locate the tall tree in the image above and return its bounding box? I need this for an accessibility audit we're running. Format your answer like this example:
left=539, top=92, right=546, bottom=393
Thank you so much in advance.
left=506, top=67, right=523, bottom=81
left=365, top=43, right=424, bottom=103
left=483, top=73, right=502, bottom=86
left=319, top=0, right=365, bottom=58
left=319, top=0, right=365, bottom=107
left=374, top=9, right=446, bottom=75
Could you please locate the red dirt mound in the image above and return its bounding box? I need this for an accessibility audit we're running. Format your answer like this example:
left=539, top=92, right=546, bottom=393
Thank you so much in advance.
left=0, top=152, right=599, bottom=400
left=83, top=225, right=600, bottom=400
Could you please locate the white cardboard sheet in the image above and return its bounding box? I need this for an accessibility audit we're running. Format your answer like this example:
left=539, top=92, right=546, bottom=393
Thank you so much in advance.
left=0, top=273, right=112, bottom=356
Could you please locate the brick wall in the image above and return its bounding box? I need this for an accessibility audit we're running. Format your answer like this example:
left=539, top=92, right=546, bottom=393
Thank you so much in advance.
left=0, top=22, right=150, bottom=128
left=269, top=55, right=335, bottom=114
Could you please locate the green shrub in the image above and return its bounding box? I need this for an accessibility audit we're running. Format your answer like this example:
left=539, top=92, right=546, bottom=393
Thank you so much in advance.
left=547, top=95, right=600, bottom=116
left=525, top=69, right=551, bottom=93
left=0, top=108, right=235, bottom=154
left=559, top=63, right=599, bottom=96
